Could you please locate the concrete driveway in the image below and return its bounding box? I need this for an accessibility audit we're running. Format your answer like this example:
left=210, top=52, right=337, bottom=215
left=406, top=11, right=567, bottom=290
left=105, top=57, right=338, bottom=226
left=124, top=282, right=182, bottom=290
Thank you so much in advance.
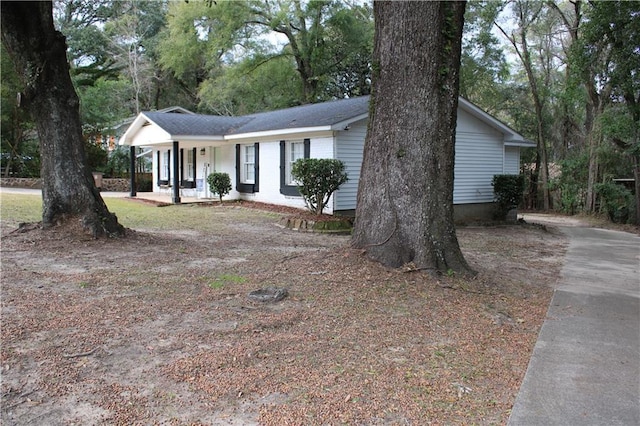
left=509, top=215, right=640, bottom=425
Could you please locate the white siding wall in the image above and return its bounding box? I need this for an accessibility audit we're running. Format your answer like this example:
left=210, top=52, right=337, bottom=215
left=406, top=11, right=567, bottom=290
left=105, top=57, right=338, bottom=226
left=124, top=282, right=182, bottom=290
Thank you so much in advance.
left=454, top=132, right=504, bottom=203
left=453, top=108, right=507, bottom=204
left=135, top=124, right=169, bottom=145
left=334, top=113, right=508, bottom=208
left=233, top=137, right=335, bottom=211
left=310, top=137, right=335, bottom=159
left=214, top=144, right=240, bottom=199
left=152, top=150, right=158, bottom=190
left=334, top=119, right=367, bottom=211
left=504, top=146, right=520, bottom=175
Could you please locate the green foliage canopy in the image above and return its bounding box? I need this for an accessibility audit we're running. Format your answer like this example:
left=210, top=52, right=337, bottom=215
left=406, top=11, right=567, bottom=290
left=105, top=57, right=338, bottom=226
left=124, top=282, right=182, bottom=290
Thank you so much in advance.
left=158, top=0, right=373, bottom=113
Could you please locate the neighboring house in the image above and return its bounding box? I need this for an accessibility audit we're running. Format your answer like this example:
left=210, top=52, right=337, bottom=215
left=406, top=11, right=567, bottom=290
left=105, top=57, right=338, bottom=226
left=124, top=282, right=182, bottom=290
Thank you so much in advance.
left=118, top=96, right=534, bottom=220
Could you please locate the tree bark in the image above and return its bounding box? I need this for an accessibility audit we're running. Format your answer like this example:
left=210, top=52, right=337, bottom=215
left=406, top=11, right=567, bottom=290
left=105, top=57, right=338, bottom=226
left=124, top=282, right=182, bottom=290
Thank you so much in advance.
left=1, top=1, right=124, bottom=237
left=634, top=157, right=640, bottom=226
left=352, top=1, right=473, bottom=276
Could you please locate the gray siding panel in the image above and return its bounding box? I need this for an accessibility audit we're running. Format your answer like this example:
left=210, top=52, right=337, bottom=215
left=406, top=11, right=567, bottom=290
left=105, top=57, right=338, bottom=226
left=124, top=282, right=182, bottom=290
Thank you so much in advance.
left=504, top=146, right=520, bottom=175
left=334, top=120, right=367, bottom=211
left=334, top=117, right=512, bottom=209
left=454, top=132, right=504, bottom=204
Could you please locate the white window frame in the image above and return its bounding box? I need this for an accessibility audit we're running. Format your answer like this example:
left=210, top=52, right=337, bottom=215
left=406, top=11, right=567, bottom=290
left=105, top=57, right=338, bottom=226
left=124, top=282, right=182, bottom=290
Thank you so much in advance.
left=161, top=151, right=170, bottom=181
left=286, top=140, right=305, bottom=185
left=241, top=144, right=255, bottom=184
left=186, top=149, right=195, bottom=181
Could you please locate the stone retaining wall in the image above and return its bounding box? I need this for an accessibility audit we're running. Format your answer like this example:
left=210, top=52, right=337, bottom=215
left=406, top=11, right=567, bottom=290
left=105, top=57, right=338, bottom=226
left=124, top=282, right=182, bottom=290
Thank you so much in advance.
left=0, top=177, right=131, bottom=192
left=0, top=178, right=42, bottom=189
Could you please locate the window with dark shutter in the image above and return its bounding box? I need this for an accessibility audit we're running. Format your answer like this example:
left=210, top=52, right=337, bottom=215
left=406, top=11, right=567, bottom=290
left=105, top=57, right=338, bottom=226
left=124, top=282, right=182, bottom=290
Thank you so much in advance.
left=180, top=148, right=196, bottom=188
left=235, top=143, right=259, bottom=193
left=279, top=138, right=310, bottom=196
left=158, top=150, right=170, bottom=186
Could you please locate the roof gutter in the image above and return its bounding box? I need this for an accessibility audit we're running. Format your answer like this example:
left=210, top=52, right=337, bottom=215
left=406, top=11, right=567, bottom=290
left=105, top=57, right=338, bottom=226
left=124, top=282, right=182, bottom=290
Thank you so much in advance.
left=223, top=126, right=333, bottom=140
left=504, top=139, right=536, bottom=147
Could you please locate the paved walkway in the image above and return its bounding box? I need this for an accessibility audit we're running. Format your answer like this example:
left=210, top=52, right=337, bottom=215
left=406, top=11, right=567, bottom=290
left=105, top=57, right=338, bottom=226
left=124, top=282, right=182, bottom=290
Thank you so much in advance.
left=509, top=215, right=640, bottom=425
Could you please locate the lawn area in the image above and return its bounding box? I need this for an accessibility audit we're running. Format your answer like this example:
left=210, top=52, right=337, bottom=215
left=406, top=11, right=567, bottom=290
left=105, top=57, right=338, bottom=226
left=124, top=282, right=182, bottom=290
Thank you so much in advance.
left=1, top=192, right=564, bottom=425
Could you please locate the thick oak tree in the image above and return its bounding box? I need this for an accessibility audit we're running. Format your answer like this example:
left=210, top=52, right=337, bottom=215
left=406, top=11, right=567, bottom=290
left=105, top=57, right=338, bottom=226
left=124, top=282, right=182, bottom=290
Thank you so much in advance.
left=352, top=1, right=473, bottom=275
left=1, top=1, right=124, bottom=237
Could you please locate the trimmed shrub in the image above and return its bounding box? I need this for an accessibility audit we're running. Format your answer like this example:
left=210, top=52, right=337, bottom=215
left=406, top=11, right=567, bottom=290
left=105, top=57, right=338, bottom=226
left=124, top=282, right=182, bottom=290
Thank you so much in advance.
left=291, top=158, right=348, bottom=215
left=492, top=174, right=525, bottom=220
left=136, top=176, right=152, bottom=192
left=207, top=172, right=232, bottom=202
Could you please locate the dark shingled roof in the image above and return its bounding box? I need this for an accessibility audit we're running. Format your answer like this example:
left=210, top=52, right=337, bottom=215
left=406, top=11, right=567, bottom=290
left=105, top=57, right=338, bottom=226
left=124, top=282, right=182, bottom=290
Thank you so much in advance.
left=142, top=96, right=370, bottom=137
left=233, top=96, right=370, bottom=134
left=143, top=112, right=249, bottom=136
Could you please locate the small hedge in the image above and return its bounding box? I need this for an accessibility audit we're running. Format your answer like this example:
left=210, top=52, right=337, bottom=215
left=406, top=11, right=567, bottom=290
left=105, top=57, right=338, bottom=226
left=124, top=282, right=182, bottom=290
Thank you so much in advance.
left=136, top=176, right=152, bottom=192
left=207, top=172, right=232, bottom=202
left=291, top=158, right=348, bottom=215
left=492, top=174, right=525, bottom=220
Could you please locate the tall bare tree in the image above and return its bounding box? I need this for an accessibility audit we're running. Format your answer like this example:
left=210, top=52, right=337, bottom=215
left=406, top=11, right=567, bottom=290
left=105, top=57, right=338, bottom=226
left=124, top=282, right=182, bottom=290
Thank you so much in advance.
left=352, top=1, right=473, bottom=275
left=495, top=0, right=551, bottom=211
left=1, top=1, right=124, bottom=237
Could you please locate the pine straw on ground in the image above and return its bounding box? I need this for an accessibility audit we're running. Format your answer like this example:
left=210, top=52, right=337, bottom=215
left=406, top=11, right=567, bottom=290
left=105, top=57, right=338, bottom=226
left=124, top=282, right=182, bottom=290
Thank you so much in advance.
left=0, top=208, right=565, bottom=425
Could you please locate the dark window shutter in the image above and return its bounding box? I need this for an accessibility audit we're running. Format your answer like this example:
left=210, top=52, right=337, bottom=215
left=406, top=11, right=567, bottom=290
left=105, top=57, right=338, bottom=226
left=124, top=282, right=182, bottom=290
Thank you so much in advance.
left=279, top=141, right=286, bottom=192
left=253, top=142, right=259, bottom=192
left=235, top=144, right=241, bottom=191
left=304, top=138, right=310, bottom=158
left=180, top=148, right=184, bottom=184
left=156, top=151, right=161, bottom=185
left=167, top=150, right=171, bottom=182
left=191, top=147, right=197, bottom=187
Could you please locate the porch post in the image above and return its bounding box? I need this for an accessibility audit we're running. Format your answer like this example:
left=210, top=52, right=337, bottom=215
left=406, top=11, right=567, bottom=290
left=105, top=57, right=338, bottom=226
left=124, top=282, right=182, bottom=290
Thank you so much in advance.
left=129, top=145, right=136, bottom=197
left=172, top=140, right=181, bottom=204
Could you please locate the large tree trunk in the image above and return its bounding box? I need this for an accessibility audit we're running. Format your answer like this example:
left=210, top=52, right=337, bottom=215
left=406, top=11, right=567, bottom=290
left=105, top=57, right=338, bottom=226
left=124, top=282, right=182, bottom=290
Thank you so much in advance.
left=1, top=1, right=124, bottom=237
left=352, top=1, right=473, bottom=275
left=634, top=156, right=640, bottom=226
left=516, top=16, right=550, bottom=211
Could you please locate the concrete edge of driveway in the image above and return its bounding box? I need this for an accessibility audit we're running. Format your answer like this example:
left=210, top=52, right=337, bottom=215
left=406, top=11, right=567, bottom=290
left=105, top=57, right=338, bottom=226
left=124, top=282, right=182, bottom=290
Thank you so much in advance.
left=508, top=220, right=640, bottom=426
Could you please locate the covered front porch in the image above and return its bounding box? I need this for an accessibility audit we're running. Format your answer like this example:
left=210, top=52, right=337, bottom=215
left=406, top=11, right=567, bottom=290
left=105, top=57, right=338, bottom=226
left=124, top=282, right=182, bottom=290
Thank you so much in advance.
left=126, top=142, right=226, bottom=205
left=118, top=110, right=244, bottom=204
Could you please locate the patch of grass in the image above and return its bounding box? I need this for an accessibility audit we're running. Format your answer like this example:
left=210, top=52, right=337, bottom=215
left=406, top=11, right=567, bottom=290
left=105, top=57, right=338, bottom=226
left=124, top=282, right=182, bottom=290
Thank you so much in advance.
left=207, top=273, right=246, bottom=289
left=0, top=193, right=42, bottom=226
left=0, top=194, right=275, bottom=233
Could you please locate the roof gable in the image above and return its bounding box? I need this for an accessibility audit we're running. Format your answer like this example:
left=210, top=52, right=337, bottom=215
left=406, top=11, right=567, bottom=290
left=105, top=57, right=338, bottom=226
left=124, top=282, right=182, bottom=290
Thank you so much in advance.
left=142, top=112, right=250, bottom=137
left=457, top=98, right=532, bottom=145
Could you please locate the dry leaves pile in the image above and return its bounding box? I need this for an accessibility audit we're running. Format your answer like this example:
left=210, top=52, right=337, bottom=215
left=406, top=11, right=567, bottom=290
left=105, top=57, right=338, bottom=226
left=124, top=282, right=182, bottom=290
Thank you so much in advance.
left=1, top=205, right=565, bottom=425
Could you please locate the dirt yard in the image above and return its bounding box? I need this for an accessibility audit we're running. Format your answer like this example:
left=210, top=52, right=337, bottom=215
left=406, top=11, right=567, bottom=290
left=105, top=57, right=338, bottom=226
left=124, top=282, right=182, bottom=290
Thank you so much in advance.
left=1, top=203, right=567, bottom=425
